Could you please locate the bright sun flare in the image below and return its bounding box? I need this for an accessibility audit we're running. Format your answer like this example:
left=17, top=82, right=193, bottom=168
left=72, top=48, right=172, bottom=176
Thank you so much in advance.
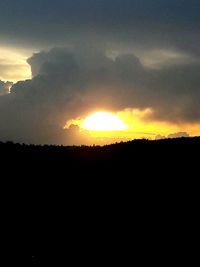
left=82, top=112, right=127, bottom=131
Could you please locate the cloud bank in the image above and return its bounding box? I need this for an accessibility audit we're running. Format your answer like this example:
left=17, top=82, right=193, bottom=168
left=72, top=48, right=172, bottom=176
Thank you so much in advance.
left=1, top=1, right=200, bottom=56
left=0, top=46, right=199, bottom=144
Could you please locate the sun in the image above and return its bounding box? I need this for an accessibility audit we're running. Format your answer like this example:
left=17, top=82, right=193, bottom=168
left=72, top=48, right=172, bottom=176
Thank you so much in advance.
left=82, top=112, right=127, bottom=131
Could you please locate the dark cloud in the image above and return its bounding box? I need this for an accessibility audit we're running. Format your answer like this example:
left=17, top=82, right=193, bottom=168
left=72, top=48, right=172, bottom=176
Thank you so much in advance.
left=0, top=46, right=199, bottom=144
left=145, top=62, right=200, bottom=122
left=0, top=0, right=200, bottom=56
left=0, top=81, right=13, bottom=96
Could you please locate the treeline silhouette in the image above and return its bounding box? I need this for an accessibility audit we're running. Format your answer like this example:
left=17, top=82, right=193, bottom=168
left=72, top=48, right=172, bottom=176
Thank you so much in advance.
left=1, top=137, right=199, bottom=167
left=1, top=136, right=199, bottom=187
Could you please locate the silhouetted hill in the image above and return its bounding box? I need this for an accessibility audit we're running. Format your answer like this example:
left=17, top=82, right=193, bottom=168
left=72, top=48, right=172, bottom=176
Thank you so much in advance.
left=1, top=136, right=200, bottom=162
left=2, top=137, right=199, bottom=190
left=1, top=137, right=199, bottom=181
left=1, top=138, right=198, bottom=265
left=0, top=137, right=200, bottom=267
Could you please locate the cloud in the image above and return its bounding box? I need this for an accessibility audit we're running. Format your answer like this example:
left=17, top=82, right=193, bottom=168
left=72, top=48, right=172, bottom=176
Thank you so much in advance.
left=0, top=0, right=200, bottom=57
left=0, top=1, right=199, bottom=144
left=155, top=132, right=190, bottom=140
left=0, top=46, right=199, bottom=144
left=168, top=132, right=190, bottom=139
left=138, top=49, right=197, bottom=70
left=0, top=80, right=13, bottom=96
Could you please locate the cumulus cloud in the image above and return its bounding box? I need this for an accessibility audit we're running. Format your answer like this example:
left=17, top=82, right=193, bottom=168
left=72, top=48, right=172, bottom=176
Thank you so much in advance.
left=0, top=80, right=13, bottom=96
left=0, top=46, right=199, bottom=144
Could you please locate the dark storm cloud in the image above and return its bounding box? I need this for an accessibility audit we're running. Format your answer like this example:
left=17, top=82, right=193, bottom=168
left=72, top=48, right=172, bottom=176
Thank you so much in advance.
left=23, top=47, right=200, bottom=125
left=0, top=0, right=200, bottom=55
left=0, top=46, right=199, bottom=144
left=145, top=61, right=200, bottom=122
left=0, top=47, right=145, bottom=143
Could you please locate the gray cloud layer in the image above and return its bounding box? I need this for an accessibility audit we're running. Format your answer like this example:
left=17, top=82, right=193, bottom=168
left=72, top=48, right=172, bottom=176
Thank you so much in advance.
left=0, top=0, right=200, bottom=54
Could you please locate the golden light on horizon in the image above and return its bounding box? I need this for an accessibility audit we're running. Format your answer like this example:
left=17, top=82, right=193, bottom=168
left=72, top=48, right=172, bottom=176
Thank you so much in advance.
left=64, top=108, right=200, bottom=145
left=82, top=112, right=128, bottom=131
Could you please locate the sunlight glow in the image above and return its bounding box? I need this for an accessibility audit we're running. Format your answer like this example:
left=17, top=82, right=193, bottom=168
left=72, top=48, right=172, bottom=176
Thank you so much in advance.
left=64, top=108, right=200, bottom=145
left=82, top=112, right=127, bottom=131
left=0, top=46, right=32, bottom=82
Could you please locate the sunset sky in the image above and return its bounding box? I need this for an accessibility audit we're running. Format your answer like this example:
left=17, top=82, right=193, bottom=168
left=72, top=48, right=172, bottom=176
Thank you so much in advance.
left=0, top=0, right=200, bottom=145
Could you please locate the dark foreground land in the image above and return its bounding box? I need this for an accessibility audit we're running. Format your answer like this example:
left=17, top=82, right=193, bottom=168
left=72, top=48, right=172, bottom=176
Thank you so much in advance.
left=1, top=136, right=199, bottom=185
left=1, top=138, right=199, bottom=265
left=1, top=136, right=200, bottom=167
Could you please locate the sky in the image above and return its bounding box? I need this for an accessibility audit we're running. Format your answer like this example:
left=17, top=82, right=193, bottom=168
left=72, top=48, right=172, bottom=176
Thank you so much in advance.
left=0, top=0, right=200, bottom=145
